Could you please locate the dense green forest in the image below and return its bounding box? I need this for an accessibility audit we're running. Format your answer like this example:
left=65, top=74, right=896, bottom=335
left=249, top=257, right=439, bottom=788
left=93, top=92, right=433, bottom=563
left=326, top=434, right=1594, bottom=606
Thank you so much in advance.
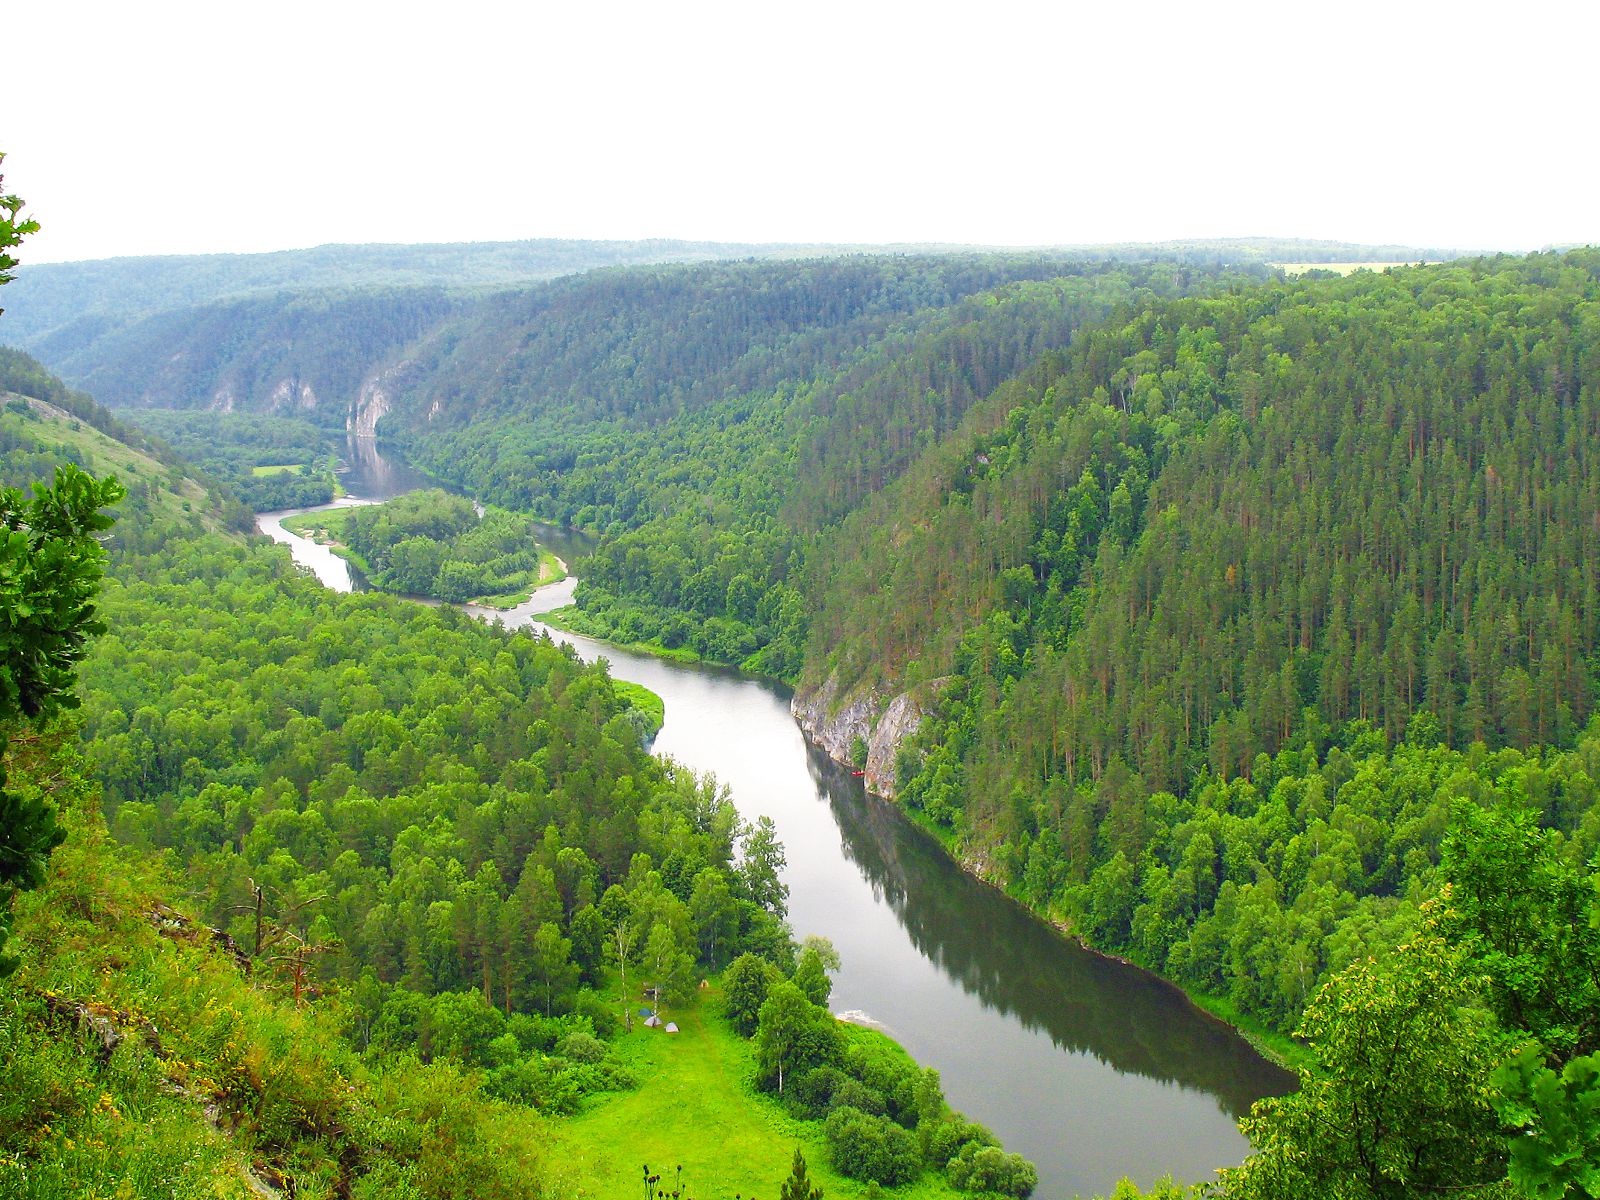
left=390, top=258, right=1255, bottom=677
left=801, top=253, right=1600, bottom=1030
left=9, top=226, right=1600, bottom=1198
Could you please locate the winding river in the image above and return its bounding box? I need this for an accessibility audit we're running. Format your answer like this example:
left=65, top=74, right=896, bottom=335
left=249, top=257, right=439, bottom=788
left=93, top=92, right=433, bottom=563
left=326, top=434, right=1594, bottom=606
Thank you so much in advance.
left=259, top=437, right=1291, bottom=1198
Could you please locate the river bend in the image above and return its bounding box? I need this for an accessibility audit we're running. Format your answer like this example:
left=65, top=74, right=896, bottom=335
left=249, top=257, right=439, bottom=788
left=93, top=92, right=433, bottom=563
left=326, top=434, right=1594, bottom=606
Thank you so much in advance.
left=258, top=439, right=1291, bottom=1198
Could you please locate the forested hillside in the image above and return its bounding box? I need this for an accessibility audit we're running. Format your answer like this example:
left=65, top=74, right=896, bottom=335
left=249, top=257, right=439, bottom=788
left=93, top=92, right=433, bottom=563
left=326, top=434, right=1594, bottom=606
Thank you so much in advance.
left=44, top=285, right=461, bottom=414
left=392, top=257, right=1250, bottom=676
left=796, top=251, right=1600, bottom=1032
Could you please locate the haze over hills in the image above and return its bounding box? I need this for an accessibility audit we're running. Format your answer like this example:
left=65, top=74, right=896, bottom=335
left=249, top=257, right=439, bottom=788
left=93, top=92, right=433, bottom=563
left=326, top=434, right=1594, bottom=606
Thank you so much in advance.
left=1, top=235, right=1461, bottom=384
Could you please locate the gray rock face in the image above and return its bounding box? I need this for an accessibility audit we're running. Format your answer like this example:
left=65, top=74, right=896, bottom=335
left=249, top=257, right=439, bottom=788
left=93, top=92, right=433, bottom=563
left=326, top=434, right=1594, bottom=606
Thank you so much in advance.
left=348, top=361, right=412, bottom=436
left=791, top=671, right=943, bottom=797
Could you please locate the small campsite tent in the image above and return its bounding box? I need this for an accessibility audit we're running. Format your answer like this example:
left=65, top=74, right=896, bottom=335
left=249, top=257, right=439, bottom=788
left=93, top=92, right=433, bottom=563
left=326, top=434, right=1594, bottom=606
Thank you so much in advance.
left=644, top=1014, right=663, bottom=1028
left=663, top=1022, right=679, bottom=1034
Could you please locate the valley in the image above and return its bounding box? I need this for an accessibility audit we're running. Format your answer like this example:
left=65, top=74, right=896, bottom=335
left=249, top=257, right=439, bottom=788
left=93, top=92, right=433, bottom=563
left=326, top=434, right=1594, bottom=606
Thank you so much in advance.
left=263, top=438, right=1291, bottom=1197
left=4, top=237, right=1599, bottom=1200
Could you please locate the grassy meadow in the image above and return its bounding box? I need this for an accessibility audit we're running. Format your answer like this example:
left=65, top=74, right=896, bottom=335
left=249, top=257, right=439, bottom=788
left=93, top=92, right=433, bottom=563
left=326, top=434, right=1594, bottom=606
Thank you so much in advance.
left=559, top=986, right=967, bottom=1200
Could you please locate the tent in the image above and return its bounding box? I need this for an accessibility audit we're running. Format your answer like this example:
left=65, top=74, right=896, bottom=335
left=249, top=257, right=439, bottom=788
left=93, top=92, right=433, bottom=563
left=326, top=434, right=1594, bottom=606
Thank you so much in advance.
left=663, top=1022, right=679, bottom=1034
left=643, top=1014, right=663, bottom=1028
left=637, top=1007, right=654, bottom=1017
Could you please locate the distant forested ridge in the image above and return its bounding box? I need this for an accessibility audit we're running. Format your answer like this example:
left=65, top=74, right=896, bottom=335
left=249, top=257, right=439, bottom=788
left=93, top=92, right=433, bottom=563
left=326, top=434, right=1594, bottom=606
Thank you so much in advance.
left=0, top=236, right=858, bottom=352
left=2, top=234, right=1449, bottom=356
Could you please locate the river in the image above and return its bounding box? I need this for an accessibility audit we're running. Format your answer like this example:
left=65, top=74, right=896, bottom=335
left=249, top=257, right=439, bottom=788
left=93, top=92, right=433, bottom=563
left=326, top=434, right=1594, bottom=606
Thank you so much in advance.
left=259, top=438, right=1292, bottom=1198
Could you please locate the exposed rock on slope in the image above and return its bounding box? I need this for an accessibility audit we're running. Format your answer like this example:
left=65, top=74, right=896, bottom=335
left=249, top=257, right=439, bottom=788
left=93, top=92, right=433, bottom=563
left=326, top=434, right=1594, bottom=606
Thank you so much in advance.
left=791, top=671, right=944, bottom=797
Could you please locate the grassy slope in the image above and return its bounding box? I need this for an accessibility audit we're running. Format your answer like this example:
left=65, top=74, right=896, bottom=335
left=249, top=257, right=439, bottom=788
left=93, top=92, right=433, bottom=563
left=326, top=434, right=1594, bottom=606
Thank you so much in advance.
left=2, top=736, right=564, bottom=1200
left=1, top=394, right=221, bottom=531
left=561, top=986, right=964, bottom=1200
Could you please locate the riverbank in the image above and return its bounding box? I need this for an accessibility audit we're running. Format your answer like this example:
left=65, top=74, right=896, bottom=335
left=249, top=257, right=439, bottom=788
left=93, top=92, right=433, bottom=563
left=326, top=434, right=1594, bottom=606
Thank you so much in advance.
left=539, top=604, right=712, bottom=666
left=809, top=731, right=1308, bottom=1075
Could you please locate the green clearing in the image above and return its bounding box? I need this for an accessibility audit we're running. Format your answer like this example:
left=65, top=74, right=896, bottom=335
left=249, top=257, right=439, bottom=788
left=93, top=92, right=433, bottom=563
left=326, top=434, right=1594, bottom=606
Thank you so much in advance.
left=560, top=988, right=965, bottom=1200
left=250, top=461, right=306, bottom=476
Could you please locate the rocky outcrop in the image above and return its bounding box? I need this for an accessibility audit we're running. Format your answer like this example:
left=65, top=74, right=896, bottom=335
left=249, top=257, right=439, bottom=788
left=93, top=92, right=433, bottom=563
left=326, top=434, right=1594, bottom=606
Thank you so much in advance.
left=348, top=361, right=410, bottom=436
left=791, top=671, right=945, bottom=797
left=266, top=377, right=320, bottom=413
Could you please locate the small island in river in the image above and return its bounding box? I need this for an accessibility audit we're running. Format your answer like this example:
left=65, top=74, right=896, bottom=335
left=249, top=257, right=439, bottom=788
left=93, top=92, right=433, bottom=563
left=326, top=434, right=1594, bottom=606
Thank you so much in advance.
left=283, top=487, right=564, bottom=607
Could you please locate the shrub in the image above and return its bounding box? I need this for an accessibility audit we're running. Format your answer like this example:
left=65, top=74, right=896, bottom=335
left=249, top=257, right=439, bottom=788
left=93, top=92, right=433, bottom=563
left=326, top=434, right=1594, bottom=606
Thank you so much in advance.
left=832, top=1078, right=887, bottom=1117
left=824, top=1105, right=921, bottom=1186
left=948, top=1143, right=1038, bottom=1198
left=790, top=1064, right=848, bottom=1119
left=926, top=1116, right=999, bottom=1167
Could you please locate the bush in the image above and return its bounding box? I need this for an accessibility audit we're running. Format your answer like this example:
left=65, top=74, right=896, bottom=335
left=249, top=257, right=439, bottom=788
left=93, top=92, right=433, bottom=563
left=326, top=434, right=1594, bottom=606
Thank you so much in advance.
left=925, top=1116, right=998, bottom=1167
left=948, top=1143, right=1038, bottom=1198
left=789, top=1064, right=848, bottom=1119
left=824, top=1105, right=921, bottom=1186
left=554, top=1031, right=607, bottom=1063
left=832, top=1078, right=887, bottom=1117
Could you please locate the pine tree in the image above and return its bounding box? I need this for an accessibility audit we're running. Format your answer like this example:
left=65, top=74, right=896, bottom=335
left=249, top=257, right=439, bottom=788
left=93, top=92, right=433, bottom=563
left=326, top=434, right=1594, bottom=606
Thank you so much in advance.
left=780, top=1148, right=823, bottom=1200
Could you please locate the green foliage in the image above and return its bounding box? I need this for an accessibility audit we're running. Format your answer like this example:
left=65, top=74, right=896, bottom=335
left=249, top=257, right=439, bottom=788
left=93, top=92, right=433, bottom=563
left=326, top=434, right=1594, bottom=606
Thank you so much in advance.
left=755, top=982, right=841, bottom=1095
left=1218, top=933, right=1506, bottom=1199
left=822, top=1105, right=920, bottom=1186
left=1491, top=1046, right=1600, bottom=1199
left=792, top=944, right=834, bottom=1009
left=0, top=152, right=39, bottom=309
left=0, top=463, right=123, bottom=976
left=945, top=1143, right=1037, bottom=1198
left=781, top=1147, right=824, bottom=1200
left=0, top=465, right=125, bottom=722
left=723, top=953, right=784, bottom=1037
left=1441, top=800, right=1600, bottom=1061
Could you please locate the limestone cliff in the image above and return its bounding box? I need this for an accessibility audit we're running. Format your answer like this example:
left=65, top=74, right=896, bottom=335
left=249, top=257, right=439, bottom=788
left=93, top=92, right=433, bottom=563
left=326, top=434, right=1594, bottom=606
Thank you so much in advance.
left=348, top=361, right=413, bottom=437
left=790, top=671, right=944, bottom=797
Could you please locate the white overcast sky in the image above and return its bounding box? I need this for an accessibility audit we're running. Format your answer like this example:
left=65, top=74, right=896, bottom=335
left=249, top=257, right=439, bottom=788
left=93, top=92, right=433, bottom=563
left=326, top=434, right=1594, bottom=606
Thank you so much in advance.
left=6, top=0, right=1597, bottom=263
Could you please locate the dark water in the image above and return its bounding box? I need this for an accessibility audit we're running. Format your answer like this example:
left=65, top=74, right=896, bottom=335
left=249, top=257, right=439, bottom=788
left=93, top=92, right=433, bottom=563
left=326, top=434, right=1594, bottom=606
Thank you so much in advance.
left=338, top=436, right=442, bottom=501
left=266, top=439, right=1292, bottom=1198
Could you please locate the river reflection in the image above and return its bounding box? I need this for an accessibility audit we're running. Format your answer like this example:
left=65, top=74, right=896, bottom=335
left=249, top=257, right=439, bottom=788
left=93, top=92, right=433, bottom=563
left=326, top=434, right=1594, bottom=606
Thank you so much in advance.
left=810, top=751, right=1286, bottom=1117
left=265, top=440, right=1292, bottom=1198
